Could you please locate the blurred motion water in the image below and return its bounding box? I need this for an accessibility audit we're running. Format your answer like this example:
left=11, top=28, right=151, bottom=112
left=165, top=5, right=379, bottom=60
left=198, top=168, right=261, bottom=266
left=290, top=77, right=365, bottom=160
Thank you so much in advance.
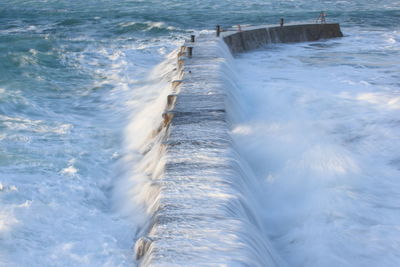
left=0, top=0, right=399, bottom=266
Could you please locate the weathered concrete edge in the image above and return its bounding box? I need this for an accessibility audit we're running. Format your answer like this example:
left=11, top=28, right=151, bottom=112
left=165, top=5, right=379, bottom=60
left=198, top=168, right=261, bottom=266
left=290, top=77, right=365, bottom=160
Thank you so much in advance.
left=223, top=23, right=343, bottom=53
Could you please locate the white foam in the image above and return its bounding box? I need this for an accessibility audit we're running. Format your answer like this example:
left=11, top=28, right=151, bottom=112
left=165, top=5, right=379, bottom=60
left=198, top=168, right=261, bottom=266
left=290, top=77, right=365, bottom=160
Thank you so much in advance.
left=113, top=49, right=180, bottom=225
left=129, top=35, right=286, bottom=266
left=231, top=27, right=400, bottom=266
left=0, top=30, right=184, bottom=266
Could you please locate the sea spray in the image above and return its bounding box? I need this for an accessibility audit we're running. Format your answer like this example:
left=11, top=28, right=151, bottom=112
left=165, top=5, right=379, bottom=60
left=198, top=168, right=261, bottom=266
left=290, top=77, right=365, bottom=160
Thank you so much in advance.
left=232, top=28, right=400, bottom=266
left=131, top=35, right=285, bottom=266
left=1, top=0, right=399, bottom=265
left=112, top=48, right=183, bottom=257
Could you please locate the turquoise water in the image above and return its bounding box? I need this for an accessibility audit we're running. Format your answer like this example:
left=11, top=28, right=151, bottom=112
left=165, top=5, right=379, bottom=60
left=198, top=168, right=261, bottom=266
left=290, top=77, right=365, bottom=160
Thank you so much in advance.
left=0, top=0, right=399, bottom=266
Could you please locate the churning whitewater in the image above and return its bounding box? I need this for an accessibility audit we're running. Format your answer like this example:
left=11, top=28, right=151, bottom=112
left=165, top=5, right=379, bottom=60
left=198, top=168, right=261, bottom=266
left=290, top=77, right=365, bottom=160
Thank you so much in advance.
left=232, top=27, right=400, bottom=266
left=1, top=0, right=399, bottom=266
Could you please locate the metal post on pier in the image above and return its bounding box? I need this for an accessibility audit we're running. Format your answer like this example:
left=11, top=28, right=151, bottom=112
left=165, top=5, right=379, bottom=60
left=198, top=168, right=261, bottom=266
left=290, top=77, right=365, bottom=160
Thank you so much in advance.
left=280, top=18, right=284, bottom=27
left=187, top=46, right=193, bottom=58
left=216, top=25, right=220, bottom=37
left=316, top=11, right=327, bottom=24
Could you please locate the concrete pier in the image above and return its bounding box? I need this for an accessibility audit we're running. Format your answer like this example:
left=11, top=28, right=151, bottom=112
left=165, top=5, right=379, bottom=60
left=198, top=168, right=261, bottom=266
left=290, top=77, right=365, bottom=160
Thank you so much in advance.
left=135, top=23, right=343, bottom=266
left=223, top=23, right=343, bottom=53
left=137, top=34, right=281, bottom=267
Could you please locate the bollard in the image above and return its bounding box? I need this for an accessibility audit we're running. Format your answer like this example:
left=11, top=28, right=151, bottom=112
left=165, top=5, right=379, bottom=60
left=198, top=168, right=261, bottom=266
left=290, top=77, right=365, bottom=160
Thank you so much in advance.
left=178, top=46, right=186, bottom=57
left=280, top=18, right=284, bottom=27
left=177, top=58, right=184, bottom=69
left=216, top=25, right=220, bottom=37
left=187, top=47, right=193, bottom=58
left=162, top=112, right=174, bottom=127
left=167, top=95, right=177, bottom=108
left=171, top=80, right=183, bottom=89
left=134, top=237, right=152, bottom=260
left=190, top=35, right=195, bottom=42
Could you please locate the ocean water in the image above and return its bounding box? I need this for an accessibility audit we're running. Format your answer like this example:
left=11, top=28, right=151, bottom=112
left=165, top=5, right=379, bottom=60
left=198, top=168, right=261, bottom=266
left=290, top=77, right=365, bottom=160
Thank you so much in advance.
left=0, top=0, right=399, bottom=266
left=232, top=27, right=400, bottom=266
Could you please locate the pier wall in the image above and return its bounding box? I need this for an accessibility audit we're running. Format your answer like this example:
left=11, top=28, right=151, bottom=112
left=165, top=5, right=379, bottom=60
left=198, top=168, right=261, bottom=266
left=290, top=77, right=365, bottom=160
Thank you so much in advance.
left=135, top=23, right=343, bottom=266
left=223, top=23, right=343, bottom=53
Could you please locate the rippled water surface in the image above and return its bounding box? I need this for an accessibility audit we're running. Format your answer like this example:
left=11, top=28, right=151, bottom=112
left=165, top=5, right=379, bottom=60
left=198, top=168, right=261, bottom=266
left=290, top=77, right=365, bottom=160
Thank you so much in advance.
left=0, top=0, right=399, bottom=266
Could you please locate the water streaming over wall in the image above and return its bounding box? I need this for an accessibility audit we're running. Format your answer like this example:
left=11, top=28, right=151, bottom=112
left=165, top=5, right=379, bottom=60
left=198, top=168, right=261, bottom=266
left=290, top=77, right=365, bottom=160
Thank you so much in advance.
left=0, top=0, right=399, bottom=266
left=128, top=37, right=284, bottom=266
left=232, top=27, right=400, bottom=267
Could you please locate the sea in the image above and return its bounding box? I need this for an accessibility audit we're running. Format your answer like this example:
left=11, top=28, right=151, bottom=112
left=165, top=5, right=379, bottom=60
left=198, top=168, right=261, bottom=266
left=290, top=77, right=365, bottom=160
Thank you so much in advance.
left=0, top=0, right=399, bottom=266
